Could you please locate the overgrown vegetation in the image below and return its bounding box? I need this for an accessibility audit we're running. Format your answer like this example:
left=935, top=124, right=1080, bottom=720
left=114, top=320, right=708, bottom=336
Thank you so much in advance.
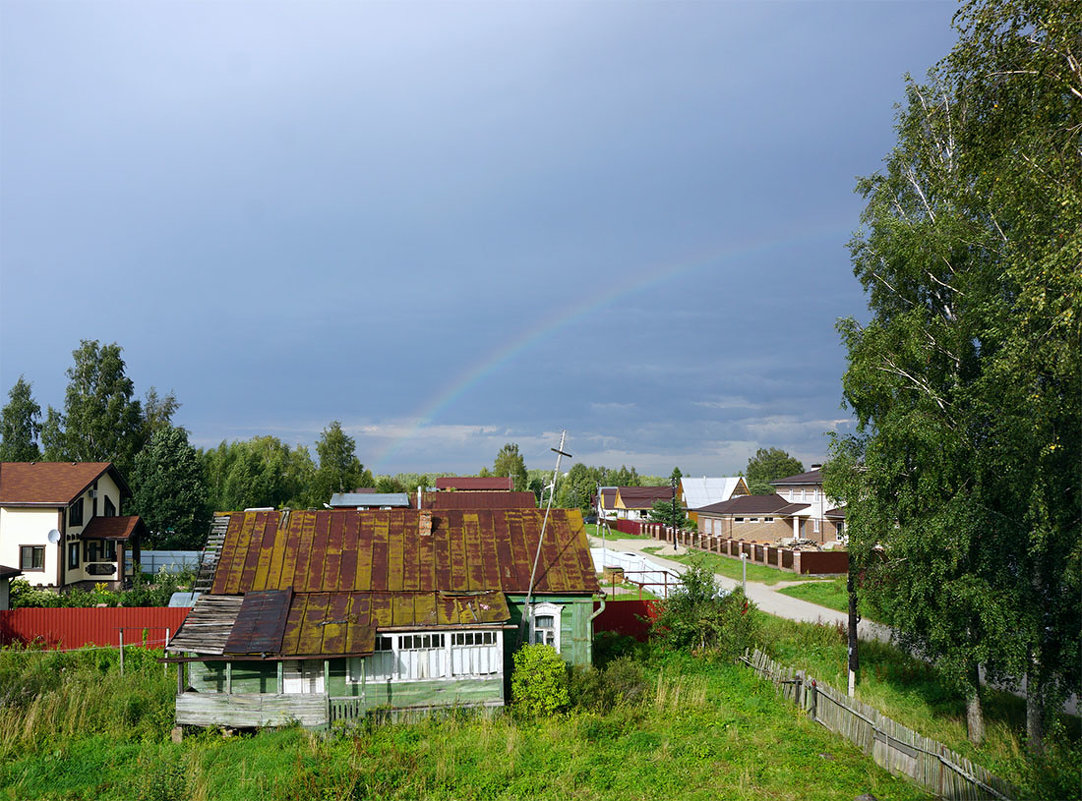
left=649, top=560, right=757, bottom=657
left=0, top=644, right=928, bottom=801
left=8, top=567, right=193, bottom=609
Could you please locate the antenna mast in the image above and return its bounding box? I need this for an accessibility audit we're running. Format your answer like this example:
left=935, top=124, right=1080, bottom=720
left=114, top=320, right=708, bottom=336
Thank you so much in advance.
left=522, top=430, right=572, bottom=643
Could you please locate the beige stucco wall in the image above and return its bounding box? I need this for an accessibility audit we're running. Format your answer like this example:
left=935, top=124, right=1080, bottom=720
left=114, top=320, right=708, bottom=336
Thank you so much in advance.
left=0, top=507, right=62, bottom=587
left=63, top=472, right=126, bottom=586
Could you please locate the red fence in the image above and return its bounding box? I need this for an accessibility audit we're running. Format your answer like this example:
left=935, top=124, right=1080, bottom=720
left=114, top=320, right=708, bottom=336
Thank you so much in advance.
left=593, top=599, right=660, bottom=641
left=607, top=518, right=643, bottom=537
left=0, top=607, right=191, bottom=650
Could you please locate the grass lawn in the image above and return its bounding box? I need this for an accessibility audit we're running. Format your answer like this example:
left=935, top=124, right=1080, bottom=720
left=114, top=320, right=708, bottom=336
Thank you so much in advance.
left=640, top=546, right=823, bottom=586
left=585, top=523, right=655, bottom=541
left=774, top=577, right=881, bottom=622
left=0, top=648, right=930, bottom=801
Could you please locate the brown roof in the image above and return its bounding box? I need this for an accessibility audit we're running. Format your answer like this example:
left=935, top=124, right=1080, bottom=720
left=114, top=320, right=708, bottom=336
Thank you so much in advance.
left=81, top=515, right=146, bottom=541
left=770, top=469, right=823, bottom=486
left=616, top=486, right=673, bottom=509
left=0, top=462, right=129, bottom=505
left=824, top=507, right=846, bottom=519
left=422, top=491, right=536, bottom=510
left=212, top=508, right=598, bottom=597
left=0, top=565, right=21, bottom=580
left=598, top=488, right=619, bottom=510
left=696, top=494, right=809, bottom=516
left=435, top=477, right=514, bottom=491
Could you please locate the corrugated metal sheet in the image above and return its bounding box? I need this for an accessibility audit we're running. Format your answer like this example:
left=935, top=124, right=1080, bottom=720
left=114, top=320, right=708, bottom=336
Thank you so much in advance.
left=212, top=509, right=598, bottom=597
left=422, top=491, right=536, bottom=510
left=0, top=607, right=191, bottom=650
left=224, top=590, right=292, bottom=655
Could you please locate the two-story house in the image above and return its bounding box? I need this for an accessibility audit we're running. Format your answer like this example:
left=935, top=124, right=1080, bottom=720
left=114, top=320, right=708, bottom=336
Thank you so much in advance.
left=0, top=462, right=144, bottom=591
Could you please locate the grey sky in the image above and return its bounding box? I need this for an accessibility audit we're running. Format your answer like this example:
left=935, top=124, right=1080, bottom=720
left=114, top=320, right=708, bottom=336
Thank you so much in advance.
left=1, top=1, right=959, bottom=476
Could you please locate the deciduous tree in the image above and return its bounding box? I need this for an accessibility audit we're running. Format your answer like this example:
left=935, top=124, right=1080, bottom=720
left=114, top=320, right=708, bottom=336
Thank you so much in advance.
left=492, top=442, right=528, bottom=491
left=835, top=0, right=1081, bottom=751
left=0, top=377, right=41, bottom=461
left=745, top=448, right=803, bottom=495
left=309, top=421, right=373, bottom=506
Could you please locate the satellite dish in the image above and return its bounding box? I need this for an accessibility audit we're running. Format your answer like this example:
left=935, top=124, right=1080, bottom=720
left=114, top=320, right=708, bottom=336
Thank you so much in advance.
left=47, top=529, right=61, bottom=544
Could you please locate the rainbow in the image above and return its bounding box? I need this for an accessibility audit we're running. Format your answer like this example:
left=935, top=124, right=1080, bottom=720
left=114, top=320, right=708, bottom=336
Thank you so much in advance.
left=370, top=225, right=848, bottom=470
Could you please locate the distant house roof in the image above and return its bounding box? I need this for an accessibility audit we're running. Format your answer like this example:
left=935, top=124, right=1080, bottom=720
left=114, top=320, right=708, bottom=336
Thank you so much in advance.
left=422, top=491, right=536, bottom=510
left=615, top=486, right=673, bottom=510
left=771, top=469, right=823, bottom=487
left=327, top=492, right=412, bottom=509
left=81, top=515, right=147, bottom=541
left=435, top=477, right=514, bottom=491
left=679, top=477, right=748, bottom=509
left=695, top=494, right=809, bottom=516
left=598, top=488, right=619, bottom=511
left=824, top=507, right=846, bottom=519
left=0, top=462, right=131, bottom=506
left=169, top=508, right=598, bottom=660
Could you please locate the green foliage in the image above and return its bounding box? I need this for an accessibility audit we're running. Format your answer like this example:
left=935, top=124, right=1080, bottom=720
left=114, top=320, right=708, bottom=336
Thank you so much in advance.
left=0, top=376, right=41, bottom=461
left=201, top=436, right=315, bottom=511
left=9, top=569, right=190, bottom=609
left=492, top=442, right=528, bottom=491
left=130, top=426, right=211, bottom=549
left=650, top=560, right=758, bottom=656
left=646, top=498, right=690, bottom=529
left=569, top=656, right=650, bottom=714
left=745, top=448, right=804, bottom=495
left=836, top=0, right=1081, bottom=748
left=308, top=421, right=374, bottom=506
left=511, top=643, right=569, bottom=717
left=41, top=340, right=146, bottom=477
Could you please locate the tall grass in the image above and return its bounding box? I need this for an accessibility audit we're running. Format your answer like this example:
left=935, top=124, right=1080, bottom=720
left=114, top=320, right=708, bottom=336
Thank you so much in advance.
left=0, top=644, right=175, bottom=760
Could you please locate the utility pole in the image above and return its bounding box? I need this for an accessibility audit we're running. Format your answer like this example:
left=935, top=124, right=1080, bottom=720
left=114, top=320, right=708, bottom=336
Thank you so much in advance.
left=670, top=476, right=679, bottom=552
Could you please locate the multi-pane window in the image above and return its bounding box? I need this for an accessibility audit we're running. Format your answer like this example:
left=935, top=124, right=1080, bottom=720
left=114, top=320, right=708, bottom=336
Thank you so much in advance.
left=349, top=630, right=502, bottom=684
left=104, top=496, right=116, bottom=517
left=529, top=604, right=562, bottom=652
left=69, top=498, right=84, bottom=527
left=20, top=545, right=44, bottom=571
left=68, top=542, right=80, bottom=569
left=283, top=660, right=324, bottom=694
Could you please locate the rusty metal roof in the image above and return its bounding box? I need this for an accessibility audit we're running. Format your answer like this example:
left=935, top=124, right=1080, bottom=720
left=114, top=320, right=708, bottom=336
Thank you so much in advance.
left=212, top=508, right=599, bottom=597
left=422, top=491, right=536, bottom=510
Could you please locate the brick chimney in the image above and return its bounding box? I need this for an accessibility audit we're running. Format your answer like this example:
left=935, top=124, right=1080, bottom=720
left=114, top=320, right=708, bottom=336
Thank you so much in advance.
left=419, top=510, right=432, bottom=537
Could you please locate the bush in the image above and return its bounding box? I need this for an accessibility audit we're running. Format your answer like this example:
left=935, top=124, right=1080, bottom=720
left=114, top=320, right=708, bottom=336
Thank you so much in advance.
left=511, top=644, right=569, bottom=717
left=570, top=655, right=649, bottom=713
left=650, top=559, right=758, bottom=657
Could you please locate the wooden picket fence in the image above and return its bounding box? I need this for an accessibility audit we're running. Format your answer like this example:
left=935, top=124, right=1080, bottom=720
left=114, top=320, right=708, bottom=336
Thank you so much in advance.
left=741, top=648, right=1017, bottom=801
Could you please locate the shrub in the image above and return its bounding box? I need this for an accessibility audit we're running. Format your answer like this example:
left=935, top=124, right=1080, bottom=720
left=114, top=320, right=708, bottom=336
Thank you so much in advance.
left=650, top=559, right=758, bottom=657
left=511, top=644, right=569, bottom=717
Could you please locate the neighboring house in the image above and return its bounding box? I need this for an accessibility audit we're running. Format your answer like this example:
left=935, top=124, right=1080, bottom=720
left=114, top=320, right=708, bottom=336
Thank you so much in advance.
left=166, top=507, right=600, bottom=729
left=327, top=492, right=412, bottom=510
left=0, top=462, right=144, bottom=591
left=695, top=494, right=811, bottom=542
left=612, top=486, right=674, bottom=521
left=421, top=491, right=536, bottom=510
left=434, top=477, right=514, bottom=492
left=678, top=477, right=749, bottom=524
left=0, top=565, right=21, bottom=610
left=596, top=487, right=619, bottom=519
left=770, top=467, right=845, bottom=542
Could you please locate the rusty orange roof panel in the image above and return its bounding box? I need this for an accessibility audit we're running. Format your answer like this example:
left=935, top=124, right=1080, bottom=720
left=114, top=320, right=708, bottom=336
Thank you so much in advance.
left=212, top=508, right=598, bottom=597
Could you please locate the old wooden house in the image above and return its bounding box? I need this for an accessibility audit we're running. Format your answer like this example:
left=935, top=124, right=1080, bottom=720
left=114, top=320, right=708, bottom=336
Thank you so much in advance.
left=166, top=507, right=600, bottom=728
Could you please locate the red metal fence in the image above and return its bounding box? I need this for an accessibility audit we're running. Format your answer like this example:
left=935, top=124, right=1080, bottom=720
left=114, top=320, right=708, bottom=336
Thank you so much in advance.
left=607, top=518, right=643, bottom=537
left=0, top=607, right=191, bottom=650
left=592, top=599, right=659, bottom=641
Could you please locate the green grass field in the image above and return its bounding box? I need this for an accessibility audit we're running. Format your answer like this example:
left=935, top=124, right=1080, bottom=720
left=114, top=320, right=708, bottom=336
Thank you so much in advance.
left=1, top=616, right=1076, bottom=800
left=0, top=647, right=929, bottom=801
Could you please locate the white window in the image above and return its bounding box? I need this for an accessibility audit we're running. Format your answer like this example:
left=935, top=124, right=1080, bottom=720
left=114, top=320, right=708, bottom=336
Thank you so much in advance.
left=788, top=489, right=795, bottom=501
left=451, top=630, right=500, bottom=676
left=530, top=603, right=562, bottom=652
left=734, top=517, right=744, bottom=523
left=764, top=517, right=774, bottom=523
left=283, top=660, right=325, bottom=694
left=748, top=518, right=759, bottom=523
left=813, top=518, right=821, bottom=534
left=349, top=630, right=502, bottom=683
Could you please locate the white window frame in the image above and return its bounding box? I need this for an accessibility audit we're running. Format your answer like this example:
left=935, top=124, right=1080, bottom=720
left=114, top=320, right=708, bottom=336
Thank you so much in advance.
left=529, top=603, right=562, bottom=653
left=348, top=629, right=503, bottom=683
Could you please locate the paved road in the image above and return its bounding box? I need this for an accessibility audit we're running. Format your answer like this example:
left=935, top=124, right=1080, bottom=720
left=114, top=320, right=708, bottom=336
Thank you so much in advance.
left=593, top=536, right=890, bottom=643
